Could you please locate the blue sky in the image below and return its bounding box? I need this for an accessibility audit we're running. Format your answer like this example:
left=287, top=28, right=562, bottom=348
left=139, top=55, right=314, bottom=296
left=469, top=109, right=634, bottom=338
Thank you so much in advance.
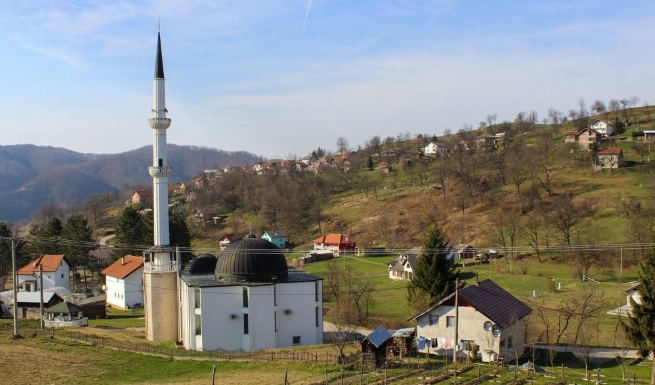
left=1, top=1, right=654, bottom=159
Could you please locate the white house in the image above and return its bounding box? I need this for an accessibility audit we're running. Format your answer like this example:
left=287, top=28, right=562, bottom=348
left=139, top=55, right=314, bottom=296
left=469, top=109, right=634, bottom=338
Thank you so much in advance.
left=17, top=255, right=70, bottom=292
left=589, top=119, right=614, bottom=136
left=423, top=142, right=445, bottom=157
left=101, top=255, right=145, bottom=310
left=179, top=235, right=323, bottom=351
left=412, top=279, right=531, bottom=363
left=388, top=247, right=421, bottom=280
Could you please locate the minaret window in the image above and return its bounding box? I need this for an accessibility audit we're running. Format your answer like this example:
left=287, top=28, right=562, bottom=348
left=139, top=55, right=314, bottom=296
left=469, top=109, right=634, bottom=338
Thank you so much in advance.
left=243, top=314, right=249, bottom=335
left=158, top=159, right=163, bottom=167
left=242, top=287, right=248, bottom=308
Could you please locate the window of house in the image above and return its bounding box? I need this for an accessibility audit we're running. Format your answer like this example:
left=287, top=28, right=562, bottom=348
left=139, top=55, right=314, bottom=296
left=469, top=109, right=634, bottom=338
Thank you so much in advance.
left=315, top=281, right=319, bottom=302
left=243, top=314, right=249, bottom=335
left=292, top=336, right=301, bottom=345
left=242, top=287, right=248, bottom=308
left=273, top=286, right=277, bottom=306
left=61, top=273, right=64, bottom=278
left=431, top=338, right=438, bottom=348
left=461, top=340, right=474, bottom=351
left=274, top=312, right=277, bottom=332
left=194, top=288, right=201, bottom=309
left=315, top=306, right=319, bottom=327
left=446, top=316, right=456, bottom=327
left=195, top=314, right=202, bottom=335
left=507, top=336, right=513, bottom=349
left=429, top=315, right=439, bottom=326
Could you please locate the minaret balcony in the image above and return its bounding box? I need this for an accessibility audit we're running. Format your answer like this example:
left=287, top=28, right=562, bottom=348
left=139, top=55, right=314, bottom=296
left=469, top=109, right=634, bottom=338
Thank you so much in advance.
left=149, top=166, right=172, bottom=177
left=144, top=261, right=177, bottom=273
left=149, top=117, right=171, bottom=129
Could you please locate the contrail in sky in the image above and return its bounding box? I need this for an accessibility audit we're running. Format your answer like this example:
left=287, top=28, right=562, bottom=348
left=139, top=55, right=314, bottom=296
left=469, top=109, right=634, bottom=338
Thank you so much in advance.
left=302, top=0, right=312, bottom=34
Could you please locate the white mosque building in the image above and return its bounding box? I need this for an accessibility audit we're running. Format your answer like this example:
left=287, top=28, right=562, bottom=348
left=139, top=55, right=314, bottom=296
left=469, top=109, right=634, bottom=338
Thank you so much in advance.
left=142, top=30, right=323, bottom=350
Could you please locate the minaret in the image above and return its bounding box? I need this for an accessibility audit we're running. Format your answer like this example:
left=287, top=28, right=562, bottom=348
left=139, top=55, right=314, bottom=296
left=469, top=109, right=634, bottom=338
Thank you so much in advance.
left=144, top=29, right=179, bottom=342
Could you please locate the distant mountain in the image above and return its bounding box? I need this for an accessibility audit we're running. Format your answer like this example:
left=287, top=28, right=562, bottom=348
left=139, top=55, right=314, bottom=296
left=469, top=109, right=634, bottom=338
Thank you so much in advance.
left=0, top=144, right=263, bottom=222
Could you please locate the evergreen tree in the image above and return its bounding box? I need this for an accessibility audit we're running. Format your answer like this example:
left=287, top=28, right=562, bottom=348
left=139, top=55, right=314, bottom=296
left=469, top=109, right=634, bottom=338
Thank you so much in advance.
left=62, top=214, right=95, bottom=267
left=624, top=248, right=655, bottom=385
left=25, top=217, right=65, bottom=257
left=0, top=223, right=12, bottom=269
left=111, top=206, right=149, bottom=261
left=407, top=221, right=458, bottom=310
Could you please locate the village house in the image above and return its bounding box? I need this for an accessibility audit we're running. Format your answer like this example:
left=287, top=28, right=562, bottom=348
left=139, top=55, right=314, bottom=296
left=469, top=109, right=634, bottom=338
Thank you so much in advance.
left=261, top=230, right=287, bottom=249
left=219, top=234, right=240, bottom=251
left=412, top=279, right=531, bottom=363
left=423, top=141, right=446, bottom=157
left=313, top=234, right=357, bottom=255
left=193, top=207, right=218, bottom=227
left=452, top=244, right=477, bottom=261
left=388, top=247, right=421, bottom=280
left=597, top=147, right=623, bottom=169
left=101, top=255, right=145, bottom=310
left=589, top=119, right=614, bottom=136
left=13, top=291, right=65, bottom=319
left=474, top=134, right=497, bottom=150
left=564, top=131, right=577, bottom=143
left=131, top=189, right=153, bottom=205
left=575, top=128, right=600, bottom=150
left=17, top=255, right=70, bottom=292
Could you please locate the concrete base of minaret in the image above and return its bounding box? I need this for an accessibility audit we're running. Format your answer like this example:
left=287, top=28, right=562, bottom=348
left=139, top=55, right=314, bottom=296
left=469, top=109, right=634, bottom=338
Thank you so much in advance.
left=144, top=269, right=178, bottom=341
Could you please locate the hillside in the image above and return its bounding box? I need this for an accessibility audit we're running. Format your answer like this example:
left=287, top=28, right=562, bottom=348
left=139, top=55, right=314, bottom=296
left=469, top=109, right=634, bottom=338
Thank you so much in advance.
left=185, top=104, right=655, bottom=257
left=0, top=144, right=263, bottom=222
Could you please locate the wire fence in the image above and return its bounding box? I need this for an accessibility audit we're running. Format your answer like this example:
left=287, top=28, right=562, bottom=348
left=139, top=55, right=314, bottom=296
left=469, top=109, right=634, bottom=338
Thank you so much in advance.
left=0, top=321, right=357, bottom=364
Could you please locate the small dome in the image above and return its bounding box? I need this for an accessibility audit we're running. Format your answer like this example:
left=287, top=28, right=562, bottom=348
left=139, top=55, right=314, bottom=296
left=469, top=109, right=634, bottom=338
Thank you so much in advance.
left=189, top=253, right=218, bottom=274
left=215, top=234, right=288, bottom=282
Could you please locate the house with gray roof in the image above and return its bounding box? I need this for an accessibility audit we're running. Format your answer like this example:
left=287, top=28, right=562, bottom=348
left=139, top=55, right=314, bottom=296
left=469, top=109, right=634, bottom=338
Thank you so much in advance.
left=411, top=279, right=531, bottom=363
left=388, top=247, right=421, bottom=280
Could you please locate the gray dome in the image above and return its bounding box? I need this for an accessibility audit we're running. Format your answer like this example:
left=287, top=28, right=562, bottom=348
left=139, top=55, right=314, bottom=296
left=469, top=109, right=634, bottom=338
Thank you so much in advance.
left=215, top=234, right=288, bottom=282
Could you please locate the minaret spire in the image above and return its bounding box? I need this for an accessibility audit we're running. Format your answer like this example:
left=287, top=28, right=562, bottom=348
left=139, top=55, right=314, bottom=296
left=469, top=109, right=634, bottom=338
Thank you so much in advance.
left=155, top=32, right=165, bottom=79
left=148, top=29, right=172, bottom=247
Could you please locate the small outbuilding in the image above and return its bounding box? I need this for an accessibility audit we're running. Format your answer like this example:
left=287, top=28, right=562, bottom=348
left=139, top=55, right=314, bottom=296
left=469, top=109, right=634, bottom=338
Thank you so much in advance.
left=44, top=301, right=88, bottom=328
left=362, top=326, right=392, bottom=367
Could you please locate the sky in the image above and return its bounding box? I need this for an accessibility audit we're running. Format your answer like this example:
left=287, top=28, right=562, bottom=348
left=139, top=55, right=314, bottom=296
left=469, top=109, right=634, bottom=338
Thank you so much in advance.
left=1, top=1, right=655, bottom=160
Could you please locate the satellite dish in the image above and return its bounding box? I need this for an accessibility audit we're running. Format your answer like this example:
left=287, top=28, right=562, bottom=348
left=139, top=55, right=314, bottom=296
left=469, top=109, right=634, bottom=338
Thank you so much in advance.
left=484, top=321, right=493, bottom=331
left=492, top=325, right=501, bottom=337
left=101, top=285, right=106, bottom=291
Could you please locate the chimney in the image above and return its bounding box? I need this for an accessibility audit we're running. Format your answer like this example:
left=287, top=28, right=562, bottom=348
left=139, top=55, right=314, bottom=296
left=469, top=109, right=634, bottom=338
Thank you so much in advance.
left=474, top=274, right=479, bottom=285
left=121, top=257, right=125, bottom=265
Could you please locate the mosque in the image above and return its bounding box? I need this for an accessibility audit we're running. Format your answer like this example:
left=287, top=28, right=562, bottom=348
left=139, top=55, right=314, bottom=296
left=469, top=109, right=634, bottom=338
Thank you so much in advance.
left=142, top=31, right=323, bottom=351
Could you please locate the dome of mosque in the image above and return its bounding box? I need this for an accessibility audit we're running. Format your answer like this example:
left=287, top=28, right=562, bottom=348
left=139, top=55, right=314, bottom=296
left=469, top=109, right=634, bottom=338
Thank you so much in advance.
left=214, top=234, right=288, bottom=282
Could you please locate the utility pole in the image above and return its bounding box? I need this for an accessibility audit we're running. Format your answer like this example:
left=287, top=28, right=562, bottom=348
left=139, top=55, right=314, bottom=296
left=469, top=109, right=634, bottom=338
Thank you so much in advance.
left=453, top=278, right=459, bottom=364
left=11, top=238, right=19, bottom=337
left=38, top=264, right=44, bottom=331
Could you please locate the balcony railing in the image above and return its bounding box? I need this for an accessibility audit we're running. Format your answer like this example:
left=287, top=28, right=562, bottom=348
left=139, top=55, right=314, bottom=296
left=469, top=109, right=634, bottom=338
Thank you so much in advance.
left=144, top=261, right=177, bottom=273
left=148, top=117, right=171, bottom=129
left=149, top=166, right=172, bottom=177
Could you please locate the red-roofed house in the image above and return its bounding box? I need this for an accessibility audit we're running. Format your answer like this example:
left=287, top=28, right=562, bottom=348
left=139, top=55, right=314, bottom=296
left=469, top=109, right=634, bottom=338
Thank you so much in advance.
left=131, top=189, right=153, bottom=205
left=597, top=147, right=623, bottom=169
left=313, top=234, right=357, bottom=255
left=102, top=255, right=145, bottom=310
left=17, top=255, right=70, bottom=292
